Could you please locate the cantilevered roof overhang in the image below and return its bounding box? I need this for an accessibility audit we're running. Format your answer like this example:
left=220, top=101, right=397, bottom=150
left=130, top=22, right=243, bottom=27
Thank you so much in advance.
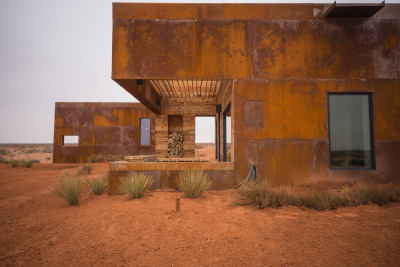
left=325, top=1, right=385, bottom=18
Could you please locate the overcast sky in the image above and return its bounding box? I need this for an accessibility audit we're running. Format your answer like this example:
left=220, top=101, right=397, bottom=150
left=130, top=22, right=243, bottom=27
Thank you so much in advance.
left=0, top=0, right=398, bottom=143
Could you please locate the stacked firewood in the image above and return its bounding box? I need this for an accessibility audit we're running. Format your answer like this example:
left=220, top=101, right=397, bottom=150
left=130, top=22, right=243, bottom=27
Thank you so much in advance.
left=168, top=132, right=183, bottom=156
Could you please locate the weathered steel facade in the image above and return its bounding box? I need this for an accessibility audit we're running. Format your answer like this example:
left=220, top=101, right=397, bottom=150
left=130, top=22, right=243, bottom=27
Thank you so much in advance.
left=53, top=102, right=155, bottom=163
left=108, top=3, right=400, bottom=193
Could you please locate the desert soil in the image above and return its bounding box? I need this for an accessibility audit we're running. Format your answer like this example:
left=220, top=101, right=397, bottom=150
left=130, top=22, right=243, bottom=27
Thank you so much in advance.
left=0, top=162, right=399, bottom=266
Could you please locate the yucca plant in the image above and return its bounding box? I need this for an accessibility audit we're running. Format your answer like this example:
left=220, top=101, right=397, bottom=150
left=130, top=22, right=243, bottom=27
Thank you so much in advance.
left=118, top=173, right=154, bottom=199
left=175, top=170, right=213, bottom=198
left=85, top=173, right=108, bottom=195
left=50, top=170, right=82, bottom=206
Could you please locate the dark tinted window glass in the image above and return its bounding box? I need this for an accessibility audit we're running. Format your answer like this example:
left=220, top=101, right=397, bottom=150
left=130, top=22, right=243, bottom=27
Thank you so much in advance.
left=329, top=94, right=374, bottom=168
left=140, top=118, right=151, bottom=146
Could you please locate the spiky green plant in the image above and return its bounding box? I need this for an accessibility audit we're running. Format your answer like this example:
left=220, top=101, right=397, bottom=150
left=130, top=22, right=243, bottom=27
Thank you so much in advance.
left=118, top=173, right=154, bottom=199
left=50, top=170, right=82, bottom=206
left=175, top=170, right=213, bottom=198
left=85, top=173, right=108, bottom=195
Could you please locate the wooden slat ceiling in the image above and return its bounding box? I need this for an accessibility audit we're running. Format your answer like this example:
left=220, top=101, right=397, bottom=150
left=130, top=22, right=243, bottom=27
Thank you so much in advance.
left=150, top=80, right=221, bottom=98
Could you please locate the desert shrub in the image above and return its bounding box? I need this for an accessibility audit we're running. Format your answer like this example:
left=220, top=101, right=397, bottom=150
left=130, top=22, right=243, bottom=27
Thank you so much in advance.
left=30, top=159, right=40, bottom=163
left=0, top=156, right=5, bottom=163
left=5, top=159, right=35, bottom=168
left=353, top=185, right=368, bottom=205
left=50, top=170, right=82, bottom=206
left=22, top=160, right=33, bottom=168
left=234, top=179, right=271, bottom=209
left=235, top=181, right=400, bottom=211
left=8, top=160, right=19, bottom=167
left=176, top=170, right=213, bottom=198
left=297, top=190, right=352, bottom=210
left=340, top=185, right=357, bottom=206
left=365, top=184, right=398, bottom=206
left=77, top=164, right=93, bottom=175
left=270, top=187, right=297, bottom=207
left=298, top=191, right=327, bottom=211
left=88, top=153, right=124, bottom=163
left=118, top=173, right=154, bottom=199
left=85, top=173, right=108, bottom=195
left=391, top=183, right=400, bottom=198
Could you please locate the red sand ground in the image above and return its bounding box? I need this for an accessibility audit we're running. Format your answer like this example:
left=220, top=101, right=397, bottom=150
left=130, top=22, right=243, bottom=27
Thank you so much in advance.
left=1, top=163, right=400, bottom=266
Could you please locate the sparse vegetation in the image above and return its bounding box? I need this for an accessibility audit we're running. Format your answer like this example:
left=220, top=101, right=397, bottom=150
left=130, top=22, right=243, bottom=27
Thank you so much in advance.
left=234, top=179, right=296, bottom=209
left=42, top=147, right=53, bottom=153
left=77, top=164, right=93, bottom=175
left=85, top=173, right=108, bottom=195
left=22, top=160, right=33, bottom=168
left=0, top=156, right=5, bottom=163
left=88, top=153, right=124, bottom=163
left=9, top=160, right=19, bottom=167
left=4, top=159, right=35, bottom=168
left=175, top=170, right=213, bottom=198
left=235, top=179, right=400, bottom=210
left=50, top=170, right=82, bottom=206
left=118, top=173, right=154, bottom=199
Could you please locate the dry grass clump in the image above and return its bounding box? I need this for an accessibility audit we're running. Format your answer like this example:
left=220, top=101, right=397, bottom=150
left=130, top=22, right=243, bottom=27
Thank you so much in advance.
left=118, top=173, right=154, bottom=199
left=298, top=190, right=352, bottom=210
left=85, top=173, right=108, bottom=195
left=356, top=184, right=399, bottom=206
left=50, top=170, right=82, bottom=206
left=235, top=179, right=400, bottom=211
left=176, top=170, right=213, bottom=198
left=234, top=179, right=296, bottom=209
left=88, top=153, right=124, bottom=163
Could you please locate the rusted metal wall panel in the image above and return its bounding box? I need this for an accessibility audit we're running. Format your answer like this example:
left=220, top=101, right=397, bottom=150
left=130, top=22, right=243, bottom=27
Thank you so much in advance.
left=112, top=4, right=400, bottom=80
left=252, top=20, right=400, bottom=80
left=233, top=79, right=400, bottom=185
left=112, top=20, right=252, bottom=80
left=53, top=102, right=156, bottom=163
left=113, top=3, right=329, bottom=21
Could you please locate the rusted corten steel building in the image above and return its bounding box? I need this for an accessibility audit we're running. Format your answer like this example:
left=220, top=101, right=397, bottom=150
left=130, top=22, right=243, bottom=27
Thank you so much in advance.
left=53, top=102, right=155, bottom=163
left=107, top=2, right=400, bottom=194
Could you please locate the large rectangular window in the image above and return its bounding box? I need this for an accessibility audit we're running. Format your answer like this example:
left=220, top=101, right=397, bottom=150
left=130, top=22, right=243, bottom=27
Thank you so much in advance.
left=140, top=118, right=151, bottom=146
left=328, top=93, right=375, bottom=169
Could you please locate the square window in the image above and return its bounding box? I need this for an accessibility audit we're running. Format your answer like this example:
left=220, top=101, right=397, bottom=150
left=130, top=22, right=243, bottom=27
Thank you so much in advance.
left=63, top=135, right=79, bottom=146
left=328, top=93, right=375, bottom=169
left=140, top=118, right=151, bottom=146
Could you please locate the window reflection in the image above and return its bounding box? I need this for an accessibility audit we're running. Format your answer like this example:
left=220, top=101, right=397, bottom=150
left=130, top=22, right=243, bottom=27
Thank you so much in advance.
left=329, top=94, right=374, bottom=168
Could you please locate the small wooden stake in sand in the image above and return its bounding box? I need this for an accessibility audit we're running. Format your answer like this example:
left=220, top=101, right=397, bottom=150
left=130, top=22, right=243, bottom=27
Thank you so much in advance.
left=175, top=197, right=180, bottom=213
